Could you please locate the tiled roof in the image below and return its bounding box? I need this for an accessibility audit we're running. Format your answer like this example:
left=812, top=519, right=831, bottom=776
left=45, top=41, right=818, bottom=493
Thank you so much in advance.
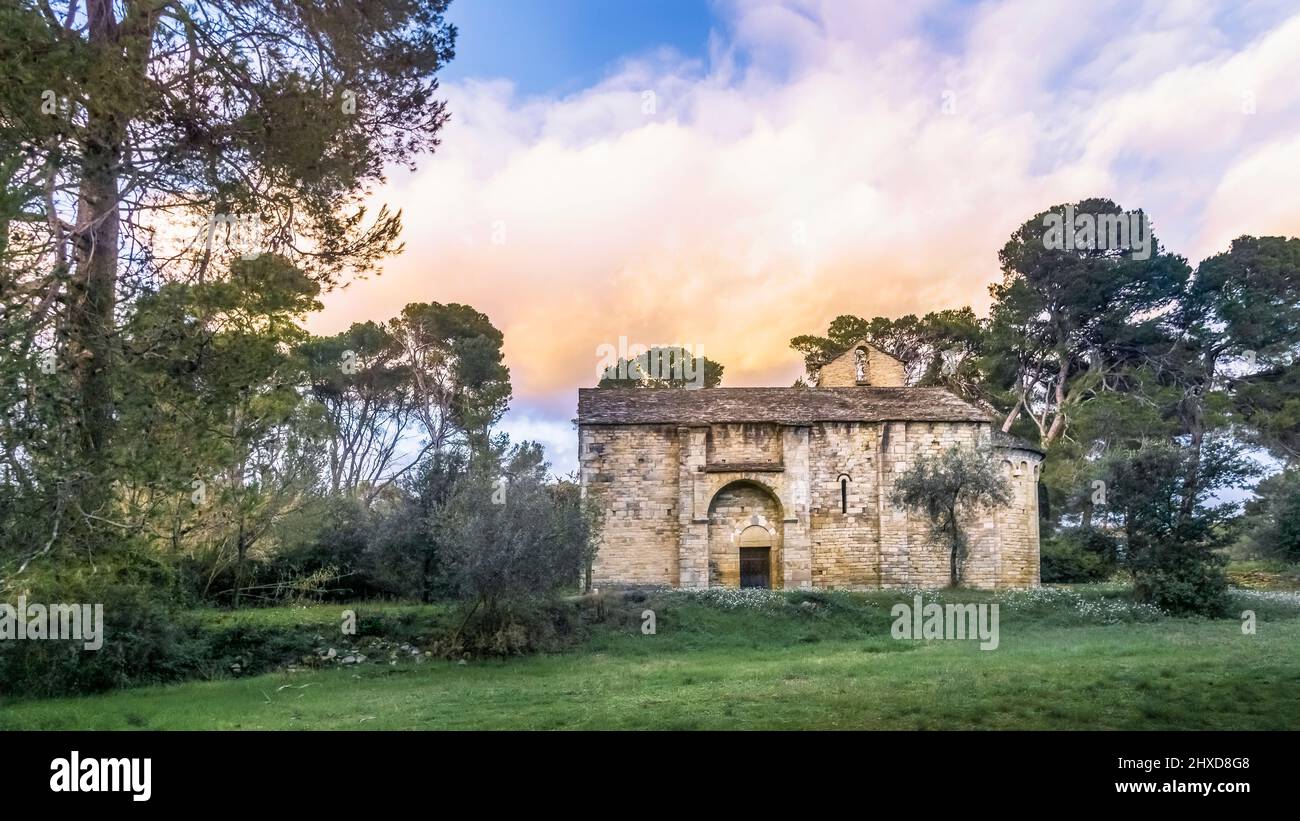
left=577, top=387, right=996, bottom=426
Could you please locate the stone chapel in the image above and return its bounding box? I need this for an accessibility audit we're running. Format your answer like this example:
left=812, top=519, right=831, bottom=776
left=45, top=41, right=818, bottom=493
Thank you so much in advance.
left=576, top=342, right=1044, bottom=590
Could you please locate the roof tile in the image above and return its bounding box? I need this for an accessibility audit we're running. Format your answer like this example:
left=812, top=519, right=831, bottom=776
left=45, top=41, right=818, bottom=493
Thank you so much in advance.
left=577, top=387, right=995, bottom=425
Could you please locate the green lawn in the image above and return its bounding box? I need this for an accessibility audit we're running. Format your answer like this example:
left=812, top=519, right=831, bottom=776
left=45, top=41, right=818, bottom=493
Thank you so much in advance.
left=3, top=586, right=1299, bottom=730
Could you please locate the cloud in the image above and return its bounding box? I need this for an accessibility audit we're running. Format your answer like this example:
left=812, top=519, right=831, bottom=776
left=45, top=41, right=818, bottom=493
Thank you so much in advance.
left=498, top=412, right=580, bottom=481
left=1199, top=132, right=1300, bottom=254
left=311, top=0, right=1300, bottom=472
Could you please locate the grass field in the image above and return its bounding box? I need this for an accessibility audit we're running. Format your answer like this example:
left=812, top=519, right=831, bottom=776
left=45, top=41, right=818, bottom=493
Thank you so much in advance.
left=3, top=584, right=1299, bottom=730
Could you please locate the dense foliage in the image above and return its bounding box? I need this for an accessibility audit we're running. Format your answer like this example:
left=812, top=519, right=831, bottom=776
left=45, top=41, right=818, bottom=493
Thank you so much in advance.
left=0, top=2, right=600, bottom=695
left=797, top=200, right=1300, bottom=610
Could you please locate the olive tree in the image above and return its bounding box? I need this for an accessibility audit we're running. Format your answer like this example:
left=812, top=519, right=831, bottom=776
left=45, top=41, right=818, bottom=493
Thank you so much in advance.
left=436, top=438, right=598, bottom=647
left=892, top=444, right=1012, bottom=587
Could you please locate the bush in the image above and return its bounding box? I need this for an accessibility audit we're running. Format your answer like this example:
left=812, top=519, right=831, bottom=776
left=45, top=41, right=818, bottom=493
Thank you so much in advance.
left=1102, top=441, right=1237, bottom=616
left=1238, top=469, right=1300, bottom=562
left=260, top=496, right=380, bottom=601
left=438, top=441, right=598, bottom=614
left=1133, top=554, right=1230, bottom=617
left=1040, top=529, right=1118, bottom=583
left=356, top=451, right=468, bottom=603
left=432, top=597, right=585, bottom=658
left=0, top=550, right=185, bottom=697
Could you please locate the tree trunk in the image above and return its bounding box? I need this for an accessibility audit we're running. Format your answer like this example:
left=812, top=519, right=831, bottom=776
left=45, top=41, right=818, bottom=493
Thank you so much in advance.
left=1000, top=395, right=1024, bottom=434
left=421, top=550, right=434, bottom=603
left=67, top=0, right=124, bottom=521
left=233, top=519, right=247, bottom=609
left=947, top=508, right=962, bottom=587
left=1043, top=355, right=1070, bottom=444
left=1178, top=351, right=1216, bottom=523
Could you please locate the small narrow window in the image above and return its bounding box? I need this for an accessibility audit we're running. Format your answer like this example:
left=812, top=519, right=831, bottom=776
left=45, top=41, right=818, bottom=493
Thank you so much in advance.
left=840, top=477, right=848, bottom=514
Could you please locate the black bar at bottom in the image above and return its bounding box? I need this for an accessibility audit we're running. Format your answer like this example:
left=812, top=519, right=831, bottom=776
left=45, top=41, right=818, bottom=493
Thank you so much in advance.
left=0, top=730, right=1284, bottom=809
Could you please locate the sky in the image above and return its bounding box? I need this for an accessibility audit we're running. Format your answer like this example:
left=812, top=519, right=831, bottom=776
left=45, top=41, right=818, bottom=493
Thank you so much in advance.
left=310, top=0, right=1300, bottom=475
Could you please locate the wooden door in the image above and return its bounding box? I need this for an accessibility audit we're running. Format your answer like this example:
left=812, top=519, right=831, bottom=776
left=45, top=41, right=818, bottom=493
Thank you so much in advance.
left=739, top=547, right=771, bottom=589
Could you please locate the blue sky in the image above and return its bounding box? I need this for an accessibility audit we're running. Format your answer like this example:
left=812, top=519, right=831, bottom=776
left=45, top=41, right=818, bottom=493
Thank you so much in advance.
left=441, top=0, right=719, bottom=97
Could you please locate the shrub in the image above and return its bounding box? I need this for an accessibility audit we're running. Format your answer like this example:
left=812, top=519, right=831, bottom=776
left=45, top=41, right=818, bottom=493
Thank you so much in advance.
left=358, top=452, right=467, bottom=603
left=439, top=441, right=598, bottom=618
left=431, top=597, right=585, bottom=658
left=260, top=496, right=378, bottom=601
left=1238, top=468, right=1300, bottom=562
left=1040, top=529, right=1118, bottom=583
left=1101, top=441, right=1236, bottom=616
left=1133, top=548, right=1231, bottom=617
left=0, top=550, right=185, bottom=697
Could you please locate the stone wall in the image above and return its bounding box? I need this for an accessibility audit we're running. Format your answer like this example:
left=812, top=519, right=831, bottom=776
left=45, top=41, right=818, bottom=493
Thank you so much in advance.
left=580, top=414, right=1041, bottom=590
left=808, top=422, right=882, bottom=587
left=994, top=448, right=1042, bottom=587
left=707, top=423, right=783, bottom=466
left=707, top=482, right=782, bottom=587
left=579, top=424, right=680, bottom=585
left=874, top=420, right=1040, bottom=589
left=817, top=343, right=907, bottom=387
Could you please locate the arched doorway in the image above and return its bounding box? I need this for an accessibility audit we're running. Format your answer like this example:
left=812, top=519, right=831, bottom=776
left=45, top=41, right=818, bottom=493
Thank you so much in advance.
left=707, top=480, right=783, bottom=588
left=738, top=524, right=772, bottom=588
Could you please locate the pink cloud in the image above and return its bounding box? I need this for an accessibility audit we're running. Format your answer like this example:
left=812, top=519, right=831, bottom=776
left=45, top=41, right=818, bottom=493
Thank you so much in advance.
left=310, top=0, right=1300, bottom=466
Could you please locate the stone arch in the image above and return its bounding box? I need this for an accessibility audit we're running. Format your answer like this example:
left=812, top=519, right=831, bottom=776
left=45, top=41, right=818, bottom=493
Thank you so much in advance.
left=707, top=480, right=784, bottom=588
left=739, top=524, right=771, bottom=547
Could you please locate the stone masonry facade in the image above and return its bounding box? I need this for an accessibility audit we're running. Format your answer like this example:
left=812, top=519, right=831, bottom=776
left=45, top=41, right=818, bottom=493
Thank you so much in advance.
left=577, top=343, right=1043, bottom=590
